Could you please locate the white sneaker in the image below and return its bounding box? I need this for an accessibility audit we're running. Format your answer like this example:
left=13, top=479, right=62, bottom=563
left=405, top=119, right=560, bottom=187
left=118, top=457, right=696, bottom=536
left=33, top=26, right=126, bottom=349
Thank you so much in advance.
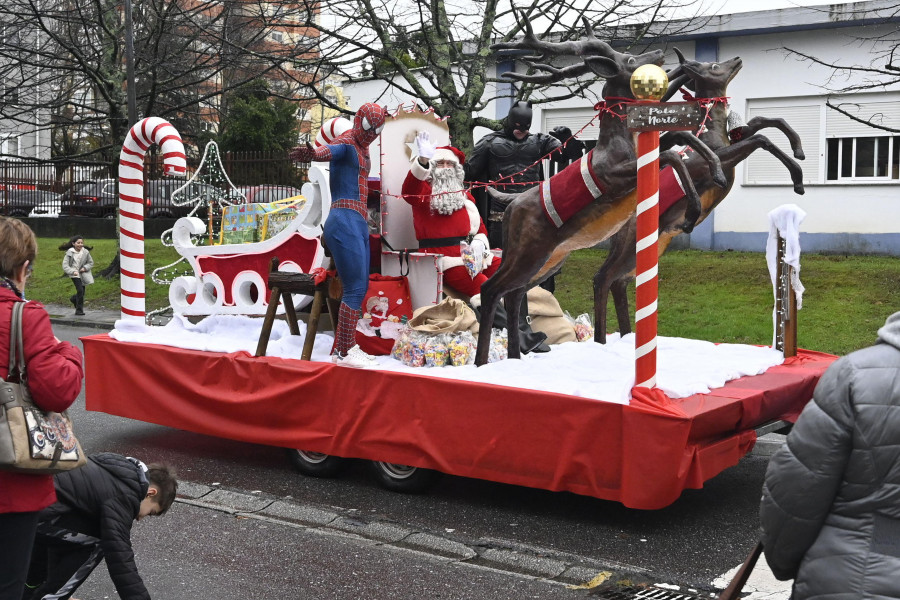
left=332, top=345, right=379, bottom=368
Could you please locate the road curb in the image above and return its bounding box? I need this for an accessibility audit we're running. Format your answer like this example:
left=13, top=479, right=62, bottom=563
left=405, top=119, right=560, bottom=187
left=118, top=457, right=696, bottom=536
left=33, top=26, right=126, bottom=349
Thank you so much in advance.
left=173, top=482, right=657, bottom=591
left=751, top=433, right=787, bottom=457
left=49, top=315, right=118, bottom=330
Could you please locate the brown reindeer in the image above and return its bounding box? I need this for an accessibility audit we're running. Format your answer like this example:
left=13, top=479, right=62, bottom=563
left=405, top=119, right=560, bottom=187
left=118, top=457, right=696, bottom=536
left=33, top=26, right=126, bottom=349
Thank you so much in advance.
left=474, top=25, right=727, bottom=366
left=591, top=49, right=806, bottom=342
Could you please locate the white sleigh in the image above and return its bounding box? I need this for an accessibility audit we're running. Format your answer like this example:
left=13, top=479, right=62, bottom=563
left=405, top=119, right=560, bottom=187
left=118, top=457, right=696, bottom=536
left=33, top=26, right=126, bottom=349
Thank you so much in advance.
left=168, top=165, right=332, bottom=316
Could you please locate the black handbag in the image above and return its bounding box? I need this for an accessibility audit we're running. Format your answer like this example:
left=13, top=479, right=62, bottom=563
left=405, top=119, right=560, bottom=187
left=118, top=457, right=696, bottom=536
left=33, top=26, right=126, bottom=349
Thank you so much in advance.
left=0, top=301, right=85, bottom=473
left=718, top=541, right=764, bottom=600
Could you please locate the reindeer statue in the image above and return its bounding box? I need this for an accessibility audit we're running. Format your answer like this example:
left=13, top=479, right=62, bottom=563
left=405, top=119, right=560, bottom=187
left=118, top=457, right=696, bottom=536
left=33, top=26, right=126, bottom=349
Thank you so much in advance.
left=473, top=20, right=728, bottom=366
left=590, top=49, right=806, bottom=342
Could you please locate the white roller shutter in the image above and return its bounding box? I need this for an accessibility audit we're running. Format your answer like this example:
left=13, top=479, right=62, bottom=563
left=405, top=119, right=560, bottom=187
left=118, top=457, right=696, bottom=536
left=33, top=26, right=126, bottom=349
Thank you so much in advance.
left=744, top=103, right=821, bottom=185
left=543, top=108, right=600, bottom=144
left=826, top=99, right=900, bottom=137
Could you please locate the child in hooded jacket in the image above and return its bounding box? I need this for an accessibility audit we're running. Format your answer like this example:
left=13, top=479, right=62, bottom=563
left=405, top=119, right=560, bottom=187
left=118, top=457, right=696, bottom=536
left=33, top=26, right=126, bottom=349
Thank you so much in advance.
left=23, top=453, right=177, bottom=600
left=60, top=235, right=93, bottom=316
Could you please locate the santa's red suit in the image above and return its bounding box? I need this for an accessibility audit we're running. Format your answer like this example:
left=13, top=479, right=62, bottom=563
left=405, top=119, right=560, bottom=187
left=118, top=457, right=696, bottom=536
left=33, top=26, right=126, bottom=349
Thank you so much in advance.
left=401, top=157, right=500, bottom=298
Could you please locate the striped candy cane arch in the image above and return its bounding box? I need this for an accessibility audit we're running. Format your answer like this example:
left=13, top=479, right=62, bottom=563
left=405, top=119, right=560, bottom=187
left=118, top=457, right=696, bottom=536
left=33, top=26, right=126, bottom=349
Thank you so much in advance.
left=119, top=118, right=186, bottom=321
left=634, top=130, right=660, bottom=389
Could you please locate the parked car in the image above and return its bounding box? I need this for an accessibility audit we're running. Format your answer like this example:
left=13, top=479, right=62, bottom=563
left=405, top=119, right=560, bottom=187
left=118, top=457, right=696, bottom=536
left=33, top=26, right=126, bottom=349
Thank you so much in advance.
left=56, top=178, right=225, bottom=219
left=144, top=180, right=221, bottom=219
left=0, top=190, right=62, bottom=218
left=29, top=199, right=62, bottom=218
left=58, top=179, right=117, bottom=218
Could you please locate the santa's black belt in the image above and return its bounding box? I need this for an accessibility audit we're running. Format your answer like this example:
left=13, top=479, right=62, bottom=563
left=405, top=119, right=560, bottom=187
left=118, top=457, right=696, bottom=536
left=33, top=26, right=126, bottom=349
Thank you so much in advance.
left=419, top=235, right=473, bottom=247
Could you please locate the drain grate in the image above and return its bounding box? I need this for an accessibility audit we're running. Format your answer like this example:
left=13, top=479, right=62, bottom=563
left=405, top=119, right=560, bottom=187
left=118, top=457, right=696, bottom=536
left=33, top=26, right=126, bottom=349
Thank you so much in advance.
left=592, top=586, right=707, bottom=600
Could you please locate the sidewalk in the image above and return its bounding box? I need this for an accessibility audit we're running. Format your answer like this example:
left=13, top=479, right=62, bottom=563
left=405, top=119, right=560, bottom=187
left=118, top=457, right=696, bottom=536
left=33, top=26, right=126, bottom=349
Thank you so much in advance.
left=73, top=482, right=645, bottom=599
left=76, top=480, right=788, bottom=599
left=43, top=302, right=168, bottom=330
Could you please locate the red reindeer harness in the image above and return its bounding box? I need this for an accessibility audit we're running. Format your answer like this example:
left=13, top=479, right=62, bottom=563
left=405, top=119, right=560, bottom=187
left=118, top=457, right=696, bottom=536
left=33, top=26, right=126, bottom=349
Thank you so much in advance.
left=540, top=152, right=687, bottom=228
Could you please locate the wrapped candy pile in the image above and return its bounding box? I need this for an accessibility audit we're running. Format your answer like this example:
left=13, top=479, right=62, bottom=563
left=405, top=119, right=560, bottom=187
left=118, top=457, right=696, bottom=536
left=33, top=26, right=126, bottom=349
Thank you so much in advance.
left=390, top=326, right=508, bottom=367
left=565, top=312, right=595, bottom=342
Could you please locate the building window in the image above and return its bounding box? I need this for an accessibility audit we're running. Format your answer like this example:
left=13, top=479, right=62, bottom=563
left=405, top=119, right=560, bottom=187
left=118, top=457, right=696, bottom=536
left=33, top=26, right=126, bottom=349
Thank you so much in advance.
left=1, top=136, right=21, bottom=157
left=826, top=136, right=900, bottom=181
left=824, top=98, right=899, bottom=182
left=0, top=87, right=18, bottom=106
left=271, top=31, right=283, bottom=43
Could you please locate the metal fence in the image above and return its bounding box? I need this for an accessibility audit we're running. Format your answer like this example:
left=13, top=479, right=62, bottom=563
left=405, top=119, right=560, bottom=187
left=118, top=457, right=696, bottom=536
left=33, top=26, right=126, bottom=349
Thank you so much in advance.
left=0, top=150, right=308, bottom=219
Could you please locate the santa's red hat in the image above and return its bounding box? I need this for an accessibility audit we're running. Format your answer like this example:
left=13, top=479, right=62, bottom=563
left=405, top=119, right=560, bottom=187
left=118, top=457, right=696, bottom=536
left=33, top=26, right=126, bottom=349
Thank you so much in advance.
left=433, top=145, right=466, bottom=165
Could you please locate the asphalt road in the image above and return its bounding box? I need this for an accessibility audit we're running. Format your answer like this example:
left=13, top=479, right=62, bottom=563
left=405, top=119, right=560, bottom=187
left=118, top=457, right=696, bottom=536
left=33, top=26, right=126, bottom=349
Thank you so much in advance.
left=55, top=322, right=775, bottom=598
left=75, top=500, right=597, bottom=600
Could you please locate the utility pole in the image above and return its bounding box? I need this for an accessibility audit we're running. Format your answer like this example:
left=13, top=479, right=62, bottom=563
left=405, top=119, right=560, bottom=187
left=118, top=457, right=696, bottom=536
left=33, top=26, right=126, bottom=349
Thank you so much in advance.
left=124, top=0, right=137, bottom=126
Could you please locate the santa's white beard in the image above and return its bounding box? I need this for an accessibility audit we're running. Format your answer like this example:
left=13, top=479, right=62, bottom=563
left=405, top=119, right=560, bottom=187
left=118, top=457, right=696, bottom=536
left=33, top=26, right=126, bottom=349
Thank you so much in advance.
left=429, top=166, right=466, bottom=215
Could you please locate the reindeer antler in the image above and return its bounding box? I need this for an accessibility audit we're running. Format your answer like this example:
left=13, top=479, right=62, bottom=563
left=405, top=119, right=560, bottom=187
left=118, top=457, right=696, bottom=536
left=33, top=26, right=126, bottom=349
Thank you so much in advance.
left=491, top=9, right=617, bottom=84
left=501, top=57, right=616, bottom=84
left=492, top=9, right=611, bottom=56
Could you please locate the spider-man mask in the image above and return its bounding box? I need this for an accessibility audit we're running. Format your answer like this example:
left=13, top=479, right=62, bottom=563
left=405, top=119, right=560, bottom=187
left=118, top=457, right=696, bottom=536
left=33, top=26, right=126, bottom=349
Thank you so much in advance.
left=353, top=103, right=387, bottom=146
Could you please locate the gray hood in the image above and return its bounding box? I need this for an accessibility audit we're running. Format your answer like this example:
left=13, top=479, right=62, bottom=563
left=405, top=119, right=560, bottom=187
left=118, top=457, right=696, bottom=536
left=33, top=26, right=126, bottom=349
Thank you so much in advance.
left=876, top=310, right=900, bottom=349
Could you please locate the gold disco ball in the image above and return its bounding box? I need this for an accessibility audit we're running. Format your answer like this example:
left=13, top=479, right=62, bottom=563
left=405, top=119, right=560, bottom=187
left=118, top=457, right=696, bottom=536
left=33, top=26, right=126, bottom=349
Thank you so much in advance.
left=630, top=64, right=669, bottom=101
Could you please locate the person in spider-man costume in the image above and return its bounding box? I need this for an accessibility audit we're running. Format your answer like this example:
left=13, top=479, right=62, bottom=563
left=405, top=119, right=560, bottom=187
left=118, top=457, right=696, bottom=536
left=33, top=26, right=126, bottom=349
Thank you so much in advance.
left=290, top=103, right=387, bottom=367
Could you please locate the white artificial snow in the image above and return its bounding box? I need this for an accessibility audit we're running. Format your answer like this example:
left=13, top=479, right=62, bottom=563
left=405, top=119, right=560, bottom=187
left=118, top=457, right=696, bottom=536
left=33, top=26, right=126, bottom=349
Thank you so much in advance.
left=110, top=314, right=784, bottom=405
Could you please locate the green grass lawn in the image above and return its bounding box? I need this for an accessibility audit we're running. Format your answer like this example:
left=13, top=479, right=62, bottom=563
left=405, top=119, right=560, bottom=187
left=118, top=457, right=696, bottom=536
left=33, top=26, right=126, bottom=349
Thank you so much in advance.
left=555, top=249, right=899, bottom=356
left=27, top=237, right=181, bottom=312
left=25, top=238, right=900, bottom=357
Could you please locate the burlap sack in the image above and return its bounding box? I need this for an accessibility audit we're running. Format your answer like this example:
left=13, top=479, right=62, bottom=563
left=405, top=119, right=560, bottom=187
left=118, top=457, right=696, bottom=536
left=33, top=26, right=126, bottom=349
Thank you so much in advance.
left=527, top=287, right=576, bottom=345
left=409, top=297, right=479, bottom=335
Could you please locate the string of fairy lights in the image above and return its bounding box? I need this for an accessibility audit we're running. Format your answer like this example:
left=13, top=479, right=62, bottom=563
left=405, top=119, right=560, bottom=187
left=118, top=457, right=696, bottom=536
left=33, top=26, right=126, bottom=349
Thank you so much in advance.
left=143, top=102, right=720, bottom=322
left=147, top=142, right=245, bottom=320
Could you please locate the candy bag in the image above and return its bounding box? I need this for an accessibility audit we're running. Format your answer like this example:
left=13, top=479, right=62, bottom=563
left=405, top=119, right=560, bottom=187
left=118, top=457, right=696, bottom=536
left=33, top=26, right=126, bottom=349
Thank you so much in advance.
left=424, top=334, right=450, bottom=368
left=565, top=311, right=595, bottom=342
left=459, top=241, right=479, bottom=279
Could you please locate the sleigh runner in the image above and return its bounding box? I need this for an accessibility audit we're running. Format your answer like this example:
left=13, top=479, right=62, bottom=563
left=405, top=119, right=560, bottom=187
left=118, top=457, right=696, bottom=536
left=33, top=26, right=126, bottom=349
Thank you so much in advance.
left=166, top=165, right=331, bottom=316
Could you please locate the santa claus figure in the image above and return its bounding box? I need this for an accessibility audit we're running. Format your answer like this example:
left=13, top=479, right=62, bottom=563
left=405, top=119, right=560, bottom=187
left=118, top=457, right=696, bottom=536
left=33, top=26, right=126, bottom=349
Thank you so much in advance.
left=401, top=131, right=500, bottom=298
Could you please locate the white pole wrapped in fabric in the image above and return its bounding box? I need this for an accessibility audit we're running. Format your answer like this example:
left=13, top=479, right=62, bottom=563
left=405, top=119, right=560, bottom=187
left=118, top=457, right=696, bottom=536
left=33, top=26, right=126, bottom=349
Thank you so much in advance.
left=118, top=118, right=186, bottom=321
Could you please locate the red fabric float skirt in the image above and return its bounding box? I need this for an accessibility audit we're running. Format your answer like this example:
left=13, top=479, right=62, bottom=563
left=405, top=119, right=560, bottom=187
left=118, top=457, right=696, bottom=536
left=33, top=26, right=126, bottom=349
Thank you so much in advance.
left=83, top=335, right=835, bottom=509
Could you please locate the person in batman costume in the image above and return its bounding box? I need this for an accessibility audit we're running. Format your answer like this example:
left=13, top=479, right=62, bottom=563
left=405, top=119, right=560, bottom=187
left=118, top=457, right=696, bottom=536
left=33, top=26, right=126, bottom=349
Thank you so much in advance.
left=464, top=101, right=562, bottom=249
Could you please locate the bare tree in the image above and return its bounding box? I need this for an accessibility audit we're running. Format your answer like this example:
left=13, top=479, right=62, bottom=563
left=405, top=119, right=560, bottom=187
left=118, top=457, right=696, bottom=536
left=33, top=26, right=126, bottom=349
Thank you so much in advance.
left=291, top=0, right=708, bottom=153
left=0, top=0, right=320, bottom=168
left=781, top=1, right=900, bottom=133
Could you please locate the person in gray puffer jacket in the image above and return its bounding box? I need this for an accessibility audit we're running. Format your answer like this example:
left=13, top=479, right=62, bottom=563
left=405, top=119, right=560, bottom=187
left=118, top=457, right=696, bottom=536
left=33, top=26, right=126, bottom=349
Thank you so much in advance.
left=760, top=310, right=900, bottom=599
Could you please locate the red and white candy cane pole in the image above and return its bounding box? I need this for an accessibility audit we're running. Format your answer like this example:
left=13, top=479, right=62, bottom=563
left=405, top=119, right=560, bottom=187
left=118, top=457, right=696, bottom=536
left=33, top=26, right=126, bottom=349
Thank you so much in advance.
left=628, top=64, right=669, bottom=390
left=118, top=118, right=186, bottom=321
left=634, top=130, right=660, bottom=389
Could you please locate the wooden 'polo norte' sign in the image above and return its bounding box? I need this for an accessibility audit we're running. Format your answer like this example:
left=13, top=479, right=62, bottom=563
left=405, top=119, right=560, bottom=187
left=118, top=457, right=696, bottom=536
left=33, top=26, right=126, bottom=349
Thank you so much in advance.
left=627, top=102, right=704, bottom=131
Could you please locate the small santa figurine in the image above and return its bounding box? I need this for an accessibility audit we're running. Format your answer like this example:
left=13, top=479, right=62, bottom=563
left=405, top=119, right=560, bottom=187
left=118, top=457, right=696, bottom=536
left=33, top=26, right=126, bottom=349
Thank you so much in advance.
left=401, top=132, right=500, bottom=298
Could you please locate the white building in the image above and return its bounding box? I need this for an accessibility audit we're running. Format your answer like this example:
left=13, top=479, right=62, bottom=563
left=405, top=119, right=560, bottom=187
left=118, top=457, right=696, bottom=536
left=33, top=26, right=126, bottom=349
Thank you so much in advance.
left=344, top=0, right=900, bottom=255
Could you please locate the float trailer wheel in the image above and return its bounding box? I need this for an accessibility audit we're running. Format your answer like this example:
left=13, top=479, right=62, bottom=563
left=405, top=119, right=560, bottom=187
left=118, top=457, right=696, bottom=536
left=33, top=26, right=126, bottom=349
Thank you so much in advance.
left=286, top=449, right=346, bottom=478
left=369, top=461, right=440, bottom=493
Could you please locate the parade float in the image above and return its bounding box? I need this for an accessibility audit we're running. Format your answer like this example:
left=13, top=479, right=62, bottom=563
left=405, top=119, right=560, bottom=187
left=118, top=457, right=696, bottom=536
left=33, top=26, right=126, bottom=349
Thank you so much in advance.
left=82, top=52, right=836, bottom=510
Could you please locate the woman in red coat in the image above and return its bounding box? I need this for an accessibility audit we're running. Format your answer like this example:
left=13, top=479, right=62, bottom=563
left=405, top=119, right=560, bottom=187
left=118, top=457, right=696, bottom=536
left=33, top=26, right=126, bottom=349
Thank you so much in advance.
left=0, top=217, right=84, bottom=600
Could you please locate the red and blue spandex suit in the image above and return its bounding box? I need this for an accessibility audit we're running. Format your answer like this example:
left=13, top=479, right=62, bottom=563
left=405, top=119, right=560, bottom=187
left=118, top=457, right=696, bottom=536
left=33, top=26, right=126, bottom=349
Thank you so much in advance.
left=291, top=103, right=387, bottom=357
